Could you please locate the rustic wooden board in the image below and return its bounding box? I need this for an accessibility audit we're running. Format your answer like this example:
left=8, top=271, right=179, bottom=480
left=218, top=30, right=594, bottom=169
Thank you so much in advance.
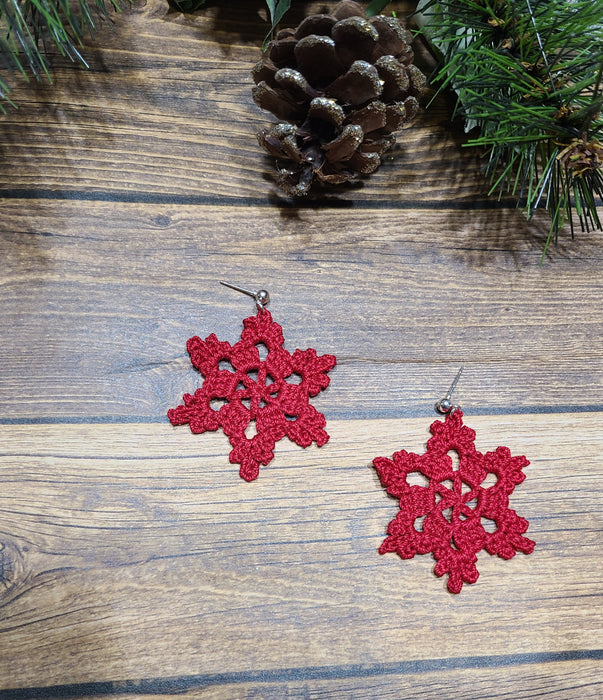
left=0, top=203, right=601, bottom=423
left=0, top=415, right=601, bottom=694
left=2, top=660, right=603, bottom=699
left=0, top=0, right=601, bottom=696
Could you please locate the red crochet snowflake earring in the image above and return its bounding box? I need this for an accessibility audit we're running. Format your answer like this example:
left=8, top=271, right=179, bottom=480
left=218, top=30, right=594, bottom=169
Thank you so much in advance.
left=372, top=367, right=535, bottom=593
left=168, top=281, right=336, bottom=481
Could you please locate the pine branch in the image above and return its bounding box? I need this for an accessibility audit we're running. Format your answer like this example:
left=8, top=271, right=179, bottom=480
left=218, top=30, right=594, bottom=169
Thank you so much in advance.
left=416, top=0, right=603, bottom=252
left=0, top=0, right=125, bottom=109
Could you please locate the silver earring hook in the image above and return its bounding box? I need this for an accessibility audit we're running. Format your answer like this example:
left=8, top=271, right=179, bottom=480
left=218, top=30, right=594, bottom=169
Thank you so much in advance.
left=220, top=281, right=270, bottom=311
left=435, top=365, right=463, bottom=415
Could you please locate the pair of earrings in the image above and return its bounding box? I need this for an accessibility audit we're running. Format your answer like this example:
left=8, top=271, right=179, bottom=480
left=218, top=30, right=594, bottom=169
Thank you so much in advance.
left=168, top=284, right=535, bottom=593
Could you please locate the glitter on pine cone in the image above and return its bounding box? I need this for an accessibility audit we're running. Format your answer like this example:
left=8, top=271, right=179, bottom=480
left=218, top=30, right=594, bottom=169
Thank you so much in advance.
left=252, top=0, right=427, bottom=197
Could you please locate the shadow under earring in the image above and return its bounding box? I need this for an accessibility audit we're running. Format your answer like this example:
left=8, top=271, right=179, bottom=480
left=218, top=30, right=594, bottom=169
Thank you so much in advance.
left=168, top=282, right=336, bottom=481
left=372, top=367, right=535, bottom=593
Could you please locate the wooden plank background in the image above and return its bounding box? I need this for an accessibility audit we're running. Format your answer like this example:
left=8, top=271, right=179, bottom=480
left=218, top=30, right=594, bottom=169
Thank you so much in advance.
left=0, top=0, right=601, bottom=697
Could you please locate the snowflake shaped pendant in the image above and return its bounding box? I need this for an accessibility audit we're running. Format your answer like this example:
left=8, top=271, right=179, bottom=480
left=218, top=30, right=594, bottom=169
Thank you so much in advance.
left=168, top=310, right=336, bottom=481
left=373, top=410, right=535, bottom=593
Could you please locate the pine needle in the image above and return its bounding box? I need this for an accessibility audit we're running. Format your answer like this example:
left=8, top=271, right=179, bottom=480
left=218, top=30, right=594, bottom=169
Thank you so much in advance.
left=0, top=0, right=125, bottom=110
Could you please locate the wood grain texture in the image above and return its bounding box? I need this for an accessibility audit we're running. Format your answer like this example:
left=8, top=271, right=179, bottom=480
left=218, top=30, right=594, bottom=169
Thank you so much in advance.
left=1, top=203, right=601, bottom=422
left=0, top=0, right=601, bottom=697
left=0, top=415, right=601, bottom=692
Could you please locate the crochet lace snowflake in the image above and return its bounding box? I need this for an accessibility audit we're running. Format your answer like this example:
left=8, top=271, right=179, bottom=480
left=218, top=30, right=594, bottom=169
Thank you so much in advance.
left=168, top=310, right=336, bottom=481
left=373, top=410, right=534, bottom=593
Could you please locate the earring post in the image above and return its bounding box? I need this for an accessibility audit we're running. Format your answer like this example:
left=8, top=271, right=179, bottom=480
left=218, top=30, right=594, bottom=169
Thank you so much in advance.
left=435, top=365, right=464, bottom=414
left=220, top=280, right=270, bottom=309
left=219, top=281, right=257, bottom=299
left=445, top=365, right=464, bottom=401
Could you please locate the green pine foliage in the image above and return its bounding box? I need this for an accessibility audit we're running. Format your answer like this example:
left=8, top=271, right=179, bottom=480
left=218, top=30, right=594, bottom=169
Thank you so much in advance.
left=416, top=0, right=603, bottom=252
left=0, top=0, right=123, bottom=108
left=0, top=0, right=277, bottom=104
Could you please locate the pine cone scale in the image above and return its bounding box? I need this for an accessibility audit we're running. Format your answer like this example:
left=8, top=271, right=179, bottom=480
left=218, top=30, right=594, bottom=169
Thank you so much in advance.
left=346, top=102, right=388, bottom=133
left=294, top=36, right=343, bottom=85
left=326, top=61, right=383, bottom=105
left=295, top=15, right=337, bottom=39
left=269, top=37, right=297, bottom=68
left=308, top=97, right=345, bottom=129
left=323, top=124, right=364, bottom=162
left=331, top=17, right=379, bottom=67
left=376, top=55, right=410, bottom=101
left=275, top=68, right=321, bottom=102
left=253, top=82, right=301, bottom=122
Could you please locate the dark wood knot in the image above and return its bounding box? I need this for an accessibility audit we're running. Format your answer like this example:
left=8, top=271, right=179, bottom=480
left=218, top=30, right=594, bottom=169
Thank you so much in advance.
left=0, top=539, right=27, bottom=603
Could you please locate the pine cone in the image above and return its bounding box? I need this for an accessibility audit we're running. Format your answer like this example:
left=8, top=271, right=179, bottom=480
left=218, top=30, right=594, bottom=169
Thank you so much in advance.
left=252, top=0, right=427, bottom=197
